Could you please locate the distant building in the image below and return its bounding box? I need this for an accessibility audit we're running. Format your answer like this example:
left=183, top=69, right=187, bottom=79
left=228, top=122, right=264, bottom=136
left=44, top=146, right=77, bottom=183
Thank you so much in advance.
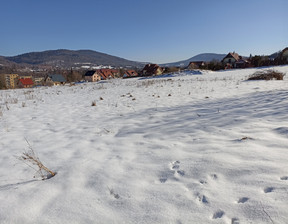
left=84, top=70, right=102, bottom=82
left=44, top=74, right=66, bottom=86
left=222, top=52, right=249, bottom=69
left=19, top=75, right=32, bottom=79
left=33, top=77, right=45, bottom=86
left=187, top=61, right=205, bottom=70
left=18, top=77, right=34, bottom=88
left=97, top=69, right=119, bottom=79
left=0, top=74, right=19, bottom=89
left=141, top=64, right=163, bottom=76
left=123, top=70, right=138, bottom=78
left=280, top=47, right=288, bottom=63
left=84, top=69, right=120, bottom=82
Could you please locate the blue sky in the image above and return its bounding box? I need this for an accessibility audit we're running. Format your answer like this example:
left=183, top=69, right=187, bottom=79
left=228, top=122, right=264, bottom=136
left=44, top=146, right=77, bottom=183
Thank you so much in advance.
left=1, top=0, right=287, bottom=63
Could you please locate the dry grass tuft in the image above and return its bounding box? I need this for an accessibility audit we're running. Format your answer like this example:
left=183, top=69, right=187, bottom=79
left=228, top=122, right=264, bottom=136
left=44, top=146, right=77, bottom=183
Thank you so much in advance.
left=91, top=101, right=96, bottom=106
left=17, top=139, right=56, bottom=180
left=248, top=70, right=285, bottom=81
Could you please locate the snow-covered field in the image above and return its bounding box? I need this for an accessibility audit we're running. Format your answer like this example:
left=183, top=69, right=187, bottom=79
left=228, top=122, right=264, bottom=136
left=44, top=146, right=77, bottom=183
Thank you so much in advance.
left=1, top=66, right=288, bottom=224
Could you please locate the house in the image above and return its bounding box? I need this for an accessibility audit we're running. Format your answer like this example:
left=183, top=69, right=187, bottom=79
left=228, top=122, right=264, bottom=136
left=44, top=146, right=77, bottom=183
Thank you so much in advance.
left=84, top=69, right=120, bottom=82
left=142, top=64, right=163, bottom=76
left=123, top=70, right=138, bottom=78
left=97, top=69, right=119, bottom=79
left=20, top=75, right=32, bottom=79
left=222, top=52, right=249, bottom=69
left=33, top=77, right=45, bottom=86
left=44, top=74, right=66, bottom=86
left=18, top=78, right=34, bottom=88
left=84, top=70, right=102, bottom=82
left=235, top=58, right=250, bottom=68
left=280, top=47, right=288, bottom=63
left=187, top=61, right=205, bottom=70
left=0, top=74, right=19, bottom=89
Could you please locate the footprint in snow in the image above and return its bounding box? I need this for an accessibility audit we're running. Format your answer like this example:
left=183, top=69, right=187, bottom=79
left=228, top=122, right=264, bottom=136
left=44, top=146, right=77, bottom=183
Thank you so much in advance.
left=210, top=174, right=218, bottom=180
left=171, top=161, right=180, bottom=170
left=264, top=187, right=274, bottom=193
left=280, top=176, right=288, bottom=180
left=199, top=180, right=207, bottom=185
left=212, top=210, right=224, bottom=219
left=196, top=193, right=209, bottom=204
left=108, top=188, right=120, bottom=199
left=170, top=161, right=185, bottom=177
left=177, top=170, right=185, bottom=176
left=159, top=178, right=167, bottom=183
left=198, top=174, right=217, bottom=185
left=159, top=161, right=186, bottom=183
left=238, top=197, right=249, bottom=203
left=231, top=218, right=240, bottom=224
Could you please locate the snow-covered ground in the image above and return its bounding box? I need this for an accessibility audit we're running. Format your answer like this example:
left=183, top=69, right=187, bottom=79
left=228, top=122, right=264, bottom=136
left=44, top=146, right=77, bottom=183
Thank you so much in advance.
left=0, top=66, right=288, bottom=223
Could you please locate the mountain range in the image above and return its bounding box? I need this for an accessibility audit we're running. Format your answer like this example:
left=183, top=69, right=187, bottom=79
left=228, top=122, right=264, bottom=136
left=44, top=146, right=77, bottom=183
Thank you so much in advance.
left=0, top=49, right=278, bottom=70
left=160, top=53, right=227, bottom=67
left=0, top=49, right=145, bottom=69
left=0, top=50, right=228, bottom=69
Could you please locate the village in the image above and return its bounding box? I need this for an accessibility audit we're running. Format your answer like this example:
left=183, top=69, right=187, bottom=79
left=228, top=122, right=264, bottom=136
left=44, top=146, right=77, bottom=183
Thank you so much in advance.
left=0, top=47, right=287, bottom=90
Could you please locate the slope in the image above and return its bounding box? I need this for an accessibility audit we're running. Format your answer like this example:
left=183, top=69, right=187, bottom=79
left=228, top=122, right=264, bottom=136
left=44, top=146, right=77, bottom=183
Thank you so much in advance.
left=161, top=53, right=226, bottom=67
left=4, top=49, right=144, bottom=68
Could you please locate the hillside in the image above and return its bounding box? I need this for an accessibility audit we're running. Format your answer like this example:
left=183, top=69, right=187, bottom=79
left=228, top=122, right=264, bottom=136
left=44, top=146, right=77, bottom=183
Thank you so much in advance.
left=4, top=49, right=145, bottom=68
left=1, top=66, right=288, bottom=223
left=161, top=53, right=226, bottom=67
left=0, top=56, right=16, bottom=67
left=1, top=50, right=282, bottom=70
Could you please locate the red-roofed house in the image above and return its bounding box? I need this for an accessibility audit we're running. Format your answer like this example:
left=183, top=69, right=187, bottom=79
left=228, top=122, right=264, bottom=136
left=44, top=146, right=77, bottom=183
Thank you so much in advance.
left=142, top=64, right=163, bottom=76
left=123, top=70, right=138, bottom=78
left=18, top=78, right=34, bottom=88
left=84, top=69, right=120, bottom=82
left=97, top=69, right=119, bottom=80
left=222, top=52, right=249, bottom=69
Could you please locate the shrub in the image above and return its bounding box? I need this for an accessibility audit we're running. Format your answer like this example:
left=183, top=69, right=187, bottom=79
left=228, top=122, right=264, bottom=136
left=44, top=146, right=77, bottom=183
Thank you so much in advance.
left=248, top=70, right=285, bottom=81
left=18, top=139, right=56, bottom=180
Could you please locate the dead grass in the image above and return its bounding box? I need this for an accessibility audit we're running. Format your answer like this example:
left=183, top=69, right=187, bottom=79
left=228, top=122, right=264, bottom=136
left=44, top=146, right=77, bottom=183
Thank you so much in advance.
left=17, top=139, right=56, bottom=180
left=248, top=70, right=285, bottom=81
left=91, top=101, right=96, bottom=106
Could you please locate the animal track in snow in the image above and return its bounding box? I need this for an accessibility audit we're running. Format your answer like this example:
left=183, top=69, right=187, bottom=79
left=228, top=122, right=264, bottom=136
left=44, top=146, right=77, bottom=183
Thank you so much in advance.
left=238, top=197, right=249, bottom=203
left=264, top=187, right=274, bottom=193
left=159, top=178, right=167, bottom=183
left=170, top=161, right=185, bottom=177
left=196, top=193, right=209, bottom=204
left=231, top=218, right=240, bottom=224
left=198, top=174, right=218, bottom=186
left=212, top=210, right=224, bottom=219
left=280, top=176, right=288, bottom=180
left=210, top=174, right=218, bottom=180
left=170, top=161, right=180, bottom=170
left=159, top=161, right=186, bottom=183
left=108, top=187, right=120, bottom=199
left=177, top=170, right=185, bottom=176
left=199, top=180, right=207, bottom=185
